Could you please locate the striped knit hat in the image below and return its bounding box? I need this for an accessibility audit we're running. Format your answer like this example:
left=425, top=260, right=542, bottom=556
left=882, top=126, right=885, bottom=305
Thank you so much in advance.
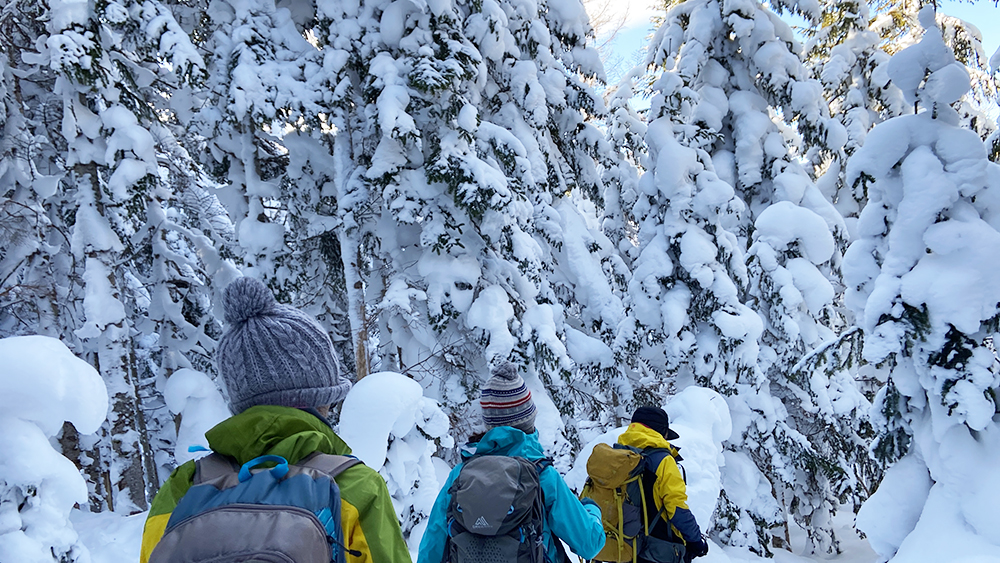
left=217, top=277, right=352, bottom=413
left=481, top=363, right=536, bottom=434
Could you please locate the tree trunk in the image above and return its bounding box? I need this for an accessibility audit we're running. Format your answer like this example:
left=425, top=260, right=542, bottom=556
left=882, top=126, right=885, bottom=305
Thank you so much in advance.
left=333, top=104, right=370, bottom=380
left=75, top=166, right=150, bottom=512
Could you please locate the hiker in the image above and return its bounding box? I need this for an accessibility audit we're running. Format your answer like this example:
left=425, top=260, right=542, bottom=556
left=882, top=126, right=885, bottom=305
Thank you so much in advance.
left=417, top=363, right=606, bottom=563
left=618, top=406, right=709, bottom=563
left=139, top=277, right=410, bottom=563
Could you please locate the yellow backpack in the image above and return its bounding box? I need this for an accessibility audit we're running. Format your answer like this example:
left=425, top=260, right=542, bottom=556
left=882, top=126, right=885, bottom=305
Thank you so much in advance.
left=580, top=444, right=664, bottom=563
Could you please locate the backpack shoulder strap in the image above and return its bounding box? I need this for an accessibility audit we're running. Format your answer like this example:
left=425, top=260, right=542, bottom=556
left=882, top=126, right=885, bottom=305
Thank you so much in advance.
left=193, top=453, right=239, bottom=486
left=613, top=443, right=643, bottom=455
left=532, top=457, right=554, bottom=473
left=641, top=448, right=686, bottom=483
left=641, top=448, right=669, bottom=471
left=297, top=451, right=363, bottom=479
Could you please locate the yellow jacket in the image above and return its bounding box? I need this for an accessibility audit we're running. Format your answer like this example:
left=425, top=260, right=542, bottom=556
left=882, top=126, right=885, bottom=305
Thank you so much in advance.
left=616, top=422, right=702, bottom=543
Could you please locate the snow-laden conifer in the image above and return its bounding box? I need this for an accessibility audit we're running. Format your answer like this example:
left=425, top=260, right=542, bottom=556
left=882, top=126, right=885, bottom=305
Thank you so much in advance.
left=641, top=0, right=870, bottom=551
left=805, top=0, right=906, bottom=234
left=178, top=0, right=359, bottom=372
left=844, top=7, right=1000, bottom=560
left=2, top=0, right=223, bottom=510
left=317, top=0, right=624, bottom=453
left=22, top=0, right=169, bottom=512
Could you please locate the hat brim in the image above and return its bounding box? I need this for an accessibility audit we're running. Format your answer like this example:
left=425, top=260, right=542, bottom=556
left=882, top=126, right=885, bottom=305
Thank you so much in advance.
left=665, top=428, right=680, bottom=440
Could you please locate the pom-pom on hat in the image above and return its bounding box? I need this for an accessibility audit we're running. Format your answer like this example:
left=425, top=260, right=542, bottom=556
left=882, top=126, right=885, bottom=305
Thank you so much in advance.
left=632, top=406, right=680, bottom=440
left=481, top=362, right=536, bottom=434
left=216, top=277, right=352, bottom=413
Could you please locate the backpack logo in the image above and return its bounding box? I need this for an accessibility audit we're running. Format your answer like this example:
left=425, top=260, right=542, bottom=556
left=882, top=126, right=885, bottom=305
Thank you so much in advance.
left=474, top=516, right=490, bottom=529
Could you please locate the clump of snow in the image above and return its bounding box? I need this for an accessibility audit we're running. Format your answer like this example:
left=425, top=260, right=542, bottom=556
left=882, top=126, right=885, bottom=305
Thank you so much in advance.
left=720, top=450, right=782, bottom=550
left=338, top=371, right=452, bottom=553
left=465, top=285, right=515, bottom=362
left=162, top=368, right=231, bottom=465
left=0, top=335, right=109, bottom=563
left=74, top=257, right=128, bottom=341
left=855, top=452, right=931, bottom=558
left=753, top=202, right=834, bottom=266
left=0, top=335, right=108, bottom=435
left=666, top=387, right=732, bottom=528
left=886, top=6, right=970, bottom=109
left=380, top=0, right=420, bottom=49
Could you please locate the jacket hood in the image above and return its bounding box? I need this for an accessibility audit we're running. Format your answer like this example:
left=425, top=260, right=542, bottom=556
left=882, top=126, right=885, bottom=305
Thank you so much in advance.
left=206, top=405, right=351, bottom=465
left=617, top=422, right=681, bottom=458
left=461, top=426, right=546, bottom=460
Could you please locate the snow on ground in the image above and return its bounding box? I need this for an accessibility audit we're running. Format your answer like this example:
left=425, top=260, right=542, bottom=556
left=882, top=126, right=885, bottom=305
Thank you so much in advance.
left=70, top=510, right=145, bottom=563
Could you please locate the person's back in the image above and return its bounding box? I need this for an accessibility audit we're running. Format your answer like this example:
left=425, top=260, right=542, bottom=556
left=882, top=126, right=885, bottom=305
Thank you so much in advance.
left=616, top=407, right=708, bottom=563
left=140, top=277, right=409, bottom=563
left=417, top=363, right=606, bottom=563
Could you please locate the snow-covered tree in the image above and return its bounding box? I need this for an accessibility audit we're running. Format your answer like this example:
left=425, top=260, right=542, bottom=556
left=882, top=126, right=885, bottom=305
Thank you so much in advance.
left=1, top=0, right=228, bottom=510
left=317, top=0, right=625, bottom=454
left=601, top=71, right=645, bottom=258
left=0, top=336, right=109, bottom=563
left=21, top=0, right=162, bottom=512
left=805, top=0, right=906, bottom=233
left=844, top=7, right=1000, bottom=561
left=189, top=0, right=324, bottom=289
left=638, top=0, right=872, bottom=551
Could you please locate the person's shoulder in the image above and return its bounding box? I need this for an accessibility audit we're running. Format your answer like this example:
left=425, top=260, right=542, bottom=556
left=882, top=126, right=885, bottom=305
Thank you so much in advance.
left=165, top=458, right=199, bottom=488
left=331, top=457, right=380, bottom=481
left=536, top=459, right=567, bottom=489
left=333, top=458, right=390, bottom=502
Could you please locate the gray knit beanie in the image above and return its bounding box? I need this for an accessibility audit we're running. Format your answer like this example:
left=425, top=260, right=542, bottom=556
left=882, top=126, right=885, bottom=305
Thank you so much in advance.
left=481, top=363, right=536, bottom=434
left=217, top=277, right=352, bottom=413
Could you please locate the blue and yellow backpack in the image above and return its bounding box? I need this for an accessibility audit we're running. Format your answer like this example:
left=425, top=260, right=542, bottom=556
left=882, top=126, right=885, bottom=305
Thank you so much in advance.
left=148, top=452, right=361, bottom=563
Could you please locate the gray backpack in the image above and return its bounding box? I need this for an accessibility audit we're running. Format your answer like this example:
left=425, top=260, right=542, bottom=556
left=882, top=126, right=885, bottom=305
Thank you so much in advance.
left=149, top=452, right=361, bottom=563
left=446, top=455, right=551, bottom=563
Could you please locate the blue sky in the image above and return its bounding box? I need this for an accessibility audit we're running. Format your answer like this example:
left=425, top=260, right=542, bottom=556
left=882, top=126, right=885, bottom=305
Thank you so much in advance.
left=600, top=0, right=1000, bottom=85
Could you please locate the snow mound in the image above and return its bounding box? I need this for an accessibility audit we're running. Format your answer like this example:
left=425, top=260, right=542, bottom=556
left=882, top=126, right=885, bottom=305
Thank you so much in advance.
left=0, top=335, right=109, bottom=563
left=338, top=371, right=452, bottom=553
left=163, top=368, right=231, bottom=465
left=0, top=335, right=108, bottom=435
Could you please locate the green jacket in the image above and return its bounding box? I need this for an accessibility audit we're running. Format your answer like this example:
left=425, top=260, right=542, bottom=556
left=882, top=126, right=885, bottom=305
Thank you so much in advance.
left=140, top=405, right=410, bottom=563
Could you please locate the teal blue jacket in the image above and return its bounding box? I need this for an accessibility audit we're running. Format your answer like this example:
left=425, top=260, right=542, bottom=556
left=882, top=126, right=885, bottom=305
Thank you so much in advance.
left=417, top=426, right=605, bottom=563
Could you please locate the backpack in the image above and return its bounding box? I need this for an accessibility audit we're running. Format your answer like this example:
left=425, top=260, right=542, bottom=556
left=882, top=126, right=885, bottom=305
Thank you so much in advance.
left=149, top=452, right=362, bottom=563
left=579, top=444, right=684, bottom=563
left=446, top=455, right=551, bottom=563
